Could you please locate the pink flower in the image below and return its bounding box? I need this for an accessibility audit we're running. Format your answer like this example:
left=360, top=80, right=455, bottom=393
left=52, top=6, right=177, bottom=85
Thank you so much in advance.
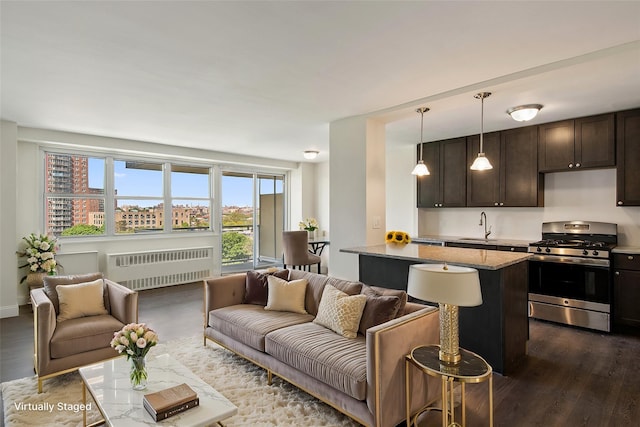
left=136, top=338, right=147, bottom=349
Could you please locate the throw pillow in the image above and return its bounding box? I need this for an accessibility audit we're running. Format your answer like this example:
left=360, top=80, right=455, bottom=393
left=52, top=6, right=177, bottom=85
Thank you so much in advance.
left=264, top=276, right=308, bottom=314
left=361, top=284, right=408, bottom=316
left=314, top=284, right=367, bottom=339
left=245, top=269, right=289, bottom=305
left=56, top=278, right=108, bottom=322
left=358, top=286, right=402, bottom=335
left=43, top=272, right=104, bottom=314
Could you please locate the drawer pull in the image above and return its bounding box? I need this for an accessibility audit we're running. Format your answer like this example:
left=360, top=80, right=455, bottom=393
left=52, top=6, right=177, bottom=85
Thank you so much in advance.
left=629, top=256, right=634, bottom=260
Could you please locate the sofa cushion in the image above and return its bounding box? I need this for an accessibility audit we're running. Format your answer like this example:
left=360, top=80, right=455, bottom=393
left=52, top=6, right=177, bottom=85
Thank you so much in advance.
left=314, top=285, right=367, bottom=339
left=50, top=314, right=123, bottom=359
left=56, top=279, right=109, bottom=322
left=289, top=270, right=362, bottom=316
left=209, top=304, right=314, bottom=352
left=265, top=322, right=367, bottom=401
left=265, top=276, right=308, bottom=314
left=361, top=284, right=408, bottom=317
left=358, top=287, right=402, bottom=335
left=244, top=269, right=290, bottom=305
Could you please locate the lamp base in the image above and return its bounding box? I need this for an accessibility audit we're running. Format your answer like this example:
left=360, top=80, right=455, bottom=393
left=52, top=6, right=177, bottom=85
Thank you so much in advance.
left=439, top=303, right=461, bottom=365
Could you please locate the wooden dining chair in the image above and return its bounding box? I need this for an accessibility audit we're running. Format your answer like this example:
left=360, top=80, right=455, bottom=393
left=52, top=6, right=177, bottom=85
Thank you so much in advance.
left=282, top=230, right=322, bottom=273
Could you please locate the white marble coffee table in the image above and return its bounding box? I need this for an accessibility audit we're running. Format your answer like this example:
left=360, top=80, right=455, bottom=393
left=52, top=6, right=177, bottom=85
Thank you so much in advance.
left=79, top=353, right=237, bottom=426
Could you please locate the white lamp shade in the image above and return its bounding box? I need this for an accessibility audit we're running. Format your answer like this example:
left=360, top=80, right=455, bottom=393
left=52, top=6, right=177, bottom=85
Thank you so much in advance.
left=407, top=264, right=482, bottom=307
left=303, top=150, right=319, bottom=159
left=470, top=153, right=493, bottom=171
left=411, top=160, right=430, bottom=176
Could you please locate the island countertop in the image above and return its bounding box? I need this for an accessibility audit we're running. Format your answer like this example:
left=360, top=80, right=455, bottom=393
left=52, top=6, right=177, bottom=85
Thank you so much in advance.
left=341, top=243, right=531, bottom=270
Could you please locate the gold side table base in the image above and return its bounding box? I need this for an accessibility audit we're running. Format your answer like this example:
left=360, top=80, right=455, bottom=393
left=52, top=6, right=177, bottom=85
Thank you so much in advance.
left=405, top=345, right=493, bottom=427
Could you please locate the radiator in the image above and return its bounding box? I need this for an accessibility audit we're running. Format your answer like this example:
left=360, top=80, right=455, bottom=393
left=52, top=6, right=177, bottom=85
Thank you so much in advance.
left=106, top=247, right=214, bottom=290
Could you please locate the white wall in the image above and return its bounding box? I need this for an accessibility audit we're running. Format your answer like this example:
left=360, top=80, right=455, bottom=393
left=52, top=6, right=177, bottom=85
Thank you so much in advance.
left=414, top=165, right=640, bottom=246
left=385, top=143, right=418, bottom=235
left=315, top=161, right=331, bottom=271
left=1, top=121, right=19, bottom=318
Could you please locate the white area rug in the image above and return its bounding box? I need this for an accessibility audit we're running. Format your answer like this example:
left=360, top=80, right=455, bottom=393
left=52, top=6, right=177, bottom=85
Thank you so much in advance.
left=1, top=335, right=360, bottom=426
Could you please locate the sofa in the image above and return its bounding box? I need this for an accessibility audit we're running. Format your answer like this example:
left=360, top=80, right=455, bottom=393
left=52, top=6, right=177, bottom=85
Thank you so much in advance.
left=203, top=269, right=440, bottom=427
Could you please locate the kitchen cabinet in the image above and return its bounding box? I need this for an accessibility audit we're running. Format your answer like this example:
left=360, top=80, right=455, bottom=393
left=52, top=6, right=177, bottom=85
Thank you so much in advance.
left=416, top=137, right=466, bottom=208
left=613, top=252, right=640, bottom=329
left=467, top=127, right=542, bottom=207
left=616, top=108, right=640, bottom=206
left=538, top=113, right=615, bottom=172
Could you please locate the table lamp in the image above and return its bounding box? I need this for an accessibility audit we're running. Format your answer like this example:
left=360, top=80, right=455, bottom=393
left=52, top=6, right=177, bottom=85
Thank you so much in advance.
left=407, top=264, right=482, bottom=364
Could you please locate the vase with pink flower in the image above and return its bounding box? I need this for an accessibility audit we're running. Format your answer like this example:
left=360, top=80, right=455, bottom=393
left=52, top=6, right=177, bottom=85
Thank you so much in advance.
left=111, top=323, right=158, bottom=390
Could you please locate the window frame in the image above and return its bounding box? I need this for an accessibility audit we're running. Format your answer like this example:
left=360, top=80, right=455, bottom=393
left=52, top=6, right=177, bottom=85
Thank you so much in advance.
left=42, top=149, right=216, bottom=239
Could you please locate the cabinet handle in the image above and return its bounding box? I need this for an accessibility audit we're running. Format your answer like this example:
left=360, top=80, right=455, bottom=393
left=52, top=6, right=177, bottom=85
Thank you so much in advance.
left=434, top=203, right=438, bottom=207
left=629, top=256, right=635, bottom=260
left=499, top=202, right=504, bottom=206
left=576, top=163, right=581, bottom=168
left=618, top=201, right=624, bottom=205
left=615, top=271, right=620, bottom=275
left=494, top=202, right=499, bottom=206
left=568, top=163, right=574, bottom=168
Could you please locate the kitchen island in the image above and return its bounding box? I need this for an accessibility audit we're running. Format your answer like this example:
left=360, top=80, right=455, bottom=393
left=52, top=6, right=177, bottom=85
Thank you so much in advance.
left=341, top=244, right=531, bottom=375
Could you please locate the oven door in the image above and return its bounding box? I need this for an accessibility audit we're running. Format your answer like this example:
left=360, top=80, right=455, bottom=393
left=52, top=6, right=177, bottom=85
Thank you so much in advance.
left=528, top=259, right=611, bottom=305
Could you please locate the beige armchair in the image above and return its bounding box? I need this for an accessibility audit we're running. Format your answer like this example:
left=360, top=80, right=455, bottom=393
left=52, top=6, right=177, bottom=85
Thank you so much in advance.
left=282, top=230, right=321, bottom=273
left=31, top=272, right=138, bottom=392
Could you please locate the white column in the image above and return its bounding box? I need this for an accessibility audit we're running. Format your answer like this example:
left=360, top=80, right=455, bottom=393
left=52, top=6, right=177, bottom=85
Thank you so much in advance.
left=1, top=121, right=19, bottom=318
left=329, top=116, right=386, bottom=280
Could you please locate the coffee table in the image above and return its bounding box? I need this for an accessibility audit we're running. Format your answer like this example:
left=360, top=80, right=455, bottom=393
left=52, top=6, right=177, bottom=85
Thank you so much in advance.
left=79, top=353, right=237, bottom=426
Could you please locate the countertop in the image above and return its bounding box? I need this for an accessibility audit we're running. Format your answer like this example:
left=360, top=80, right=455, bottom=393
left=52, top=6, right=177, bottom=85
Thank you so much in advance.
left=612, top=246, right=640, bottom=254
left=412, top=235, right=532, bottom=247
left=341, top=244, right=531, bottom=270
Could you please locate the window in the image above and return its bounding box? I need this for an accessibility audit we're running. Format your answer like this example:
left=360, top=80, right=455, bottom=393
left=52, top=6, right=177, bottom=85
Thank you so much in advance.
left=44, top=154, right=105, bottom=236
left=114, top=160, right=163, bottom=235
left=171, top=165, right=211, bottom=232
left=44, top=151, right=214, bottom=237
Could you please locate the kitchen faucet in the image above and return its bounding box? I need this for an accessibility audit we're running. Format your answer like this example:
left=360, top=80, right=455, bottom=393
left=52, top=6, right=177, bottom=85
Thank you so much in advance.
left=480, top=211, right=492, bottom=240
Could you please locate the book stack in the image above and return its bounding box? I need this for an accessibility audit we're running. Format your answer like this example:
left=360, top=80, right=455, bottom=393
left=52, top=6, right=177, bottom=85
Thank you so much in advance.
left=143, top=383, right=199, bottom=422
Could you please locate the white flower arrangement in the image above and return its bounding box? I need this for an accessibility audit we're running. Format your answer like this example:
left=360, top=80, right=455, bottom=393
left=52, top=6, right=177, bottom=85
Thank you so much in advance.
left=299, top=218, right=319, bottom=231
left=17, top=232, right=59, bottom=283
left=110, top=323, right=158, bottom=360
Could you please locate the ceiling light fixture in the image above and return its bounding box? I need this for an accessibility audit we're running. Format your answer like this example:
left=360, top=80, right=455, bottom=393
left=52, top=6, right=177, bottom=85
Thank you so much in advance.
left=303, top=150, right=319, bottom=160
left=470, top=92, right=493, bottom=171
left=411, top=107, right=430, bottom=176
left=507, top=104, right=543, bottom=122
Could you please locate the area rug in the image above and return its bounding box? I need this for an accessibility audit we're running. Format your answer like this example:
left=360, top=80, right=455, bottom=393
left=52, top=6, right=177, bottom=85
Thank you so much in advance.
left=1, top=335, right=359, bottom=426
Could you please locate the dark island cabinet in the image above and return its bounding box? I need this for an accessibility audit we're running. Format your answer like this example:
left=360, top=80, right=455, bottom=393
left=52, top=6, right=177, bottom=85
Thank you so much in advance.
left=467, top=127, right=542, bottom=207
left=613, top=253, right=640, bottom=329
left=538, top=113, right=615, bottom=172
left=616, top=108, right=640, bottom=206
left=416, top=137, right=466, bottom=208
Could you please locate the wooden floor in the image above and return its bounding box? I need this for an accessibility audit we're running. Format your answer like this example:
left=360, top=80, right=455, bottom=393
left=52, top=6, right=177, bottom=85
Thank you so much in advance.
left=2, top=282, right=639, bottom=426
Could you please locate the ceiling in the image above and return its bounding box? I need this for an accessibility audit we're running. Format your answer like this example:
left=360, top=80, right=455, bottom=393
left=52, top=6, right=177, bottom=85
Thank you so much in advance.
left=2, top=1, right=639, bottom=164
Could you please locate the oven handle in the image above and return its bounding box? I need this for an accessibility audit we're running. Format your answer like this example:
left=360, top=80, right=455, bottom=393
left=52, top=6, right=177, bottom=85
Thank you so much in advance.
left=528, top=254, right=610, bottom=267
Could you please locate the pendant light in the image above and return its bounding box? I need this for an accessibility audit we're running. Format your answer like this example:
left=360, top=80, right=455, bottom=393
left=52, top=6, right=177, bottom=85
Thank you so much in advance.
left=411, top=107, right=430, bottom=176
left=470, top=92, right=493, bottom=171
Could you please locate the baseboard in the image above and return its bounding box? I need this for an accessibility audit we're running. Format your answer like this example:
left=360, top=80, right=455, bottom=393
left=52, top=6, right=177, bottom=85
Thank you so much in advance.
left=0, top=304, right=19, bottom=318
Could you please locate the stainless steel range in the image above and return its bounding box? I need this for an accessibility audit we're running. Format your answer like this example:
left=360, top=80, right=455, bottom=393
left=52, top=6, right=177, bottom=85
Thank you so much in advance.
left=528, top=220, right=617, bottom=332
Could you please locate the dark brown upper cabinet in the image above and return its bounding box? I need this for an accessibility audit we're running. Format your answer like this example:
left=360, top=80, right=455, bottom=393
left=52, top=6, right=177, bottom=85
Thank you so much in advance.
left=467, top=127, right=543, bottom=207
left=416, top=137, right=467, bottom=208
left=616, top=108, right=640, bottom=206
left=538, top=113, right=615, bottom=172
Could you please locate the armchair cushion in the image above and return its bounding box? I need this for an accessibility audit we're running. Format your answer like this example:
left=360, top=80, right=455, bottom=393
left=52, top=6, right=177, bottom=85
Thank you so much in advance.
left=43, top=272, right=105, bottom=314
left=50, top=314, right=123, bottom=359
left=56, top=278, right=108, bottom=322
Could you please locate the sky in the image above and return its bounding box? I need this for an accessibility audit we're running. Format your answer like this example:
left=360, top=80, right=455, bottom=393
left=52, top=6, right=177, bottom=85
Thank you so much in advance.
left=87, top=158, right=281, bottom=207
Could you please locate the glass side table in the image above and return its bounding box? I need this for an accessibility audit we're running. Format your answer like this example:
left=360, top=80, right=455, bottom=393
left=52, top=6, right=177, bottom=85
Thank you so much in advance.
left=405, top=345, right=493, bottom=427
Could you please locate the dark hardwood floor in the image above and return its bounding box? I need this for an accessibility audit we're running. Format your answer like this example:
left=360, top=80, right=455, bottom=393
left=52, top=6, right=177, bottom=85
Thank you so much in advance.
left=2, top=282, right=639, bottom=426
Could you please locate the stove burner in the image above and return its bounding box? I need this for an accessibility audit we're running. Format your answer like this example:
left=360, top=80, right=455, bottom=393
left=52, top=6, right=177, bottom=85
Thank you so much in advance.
left=530, top=239, right=610, bottom=249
